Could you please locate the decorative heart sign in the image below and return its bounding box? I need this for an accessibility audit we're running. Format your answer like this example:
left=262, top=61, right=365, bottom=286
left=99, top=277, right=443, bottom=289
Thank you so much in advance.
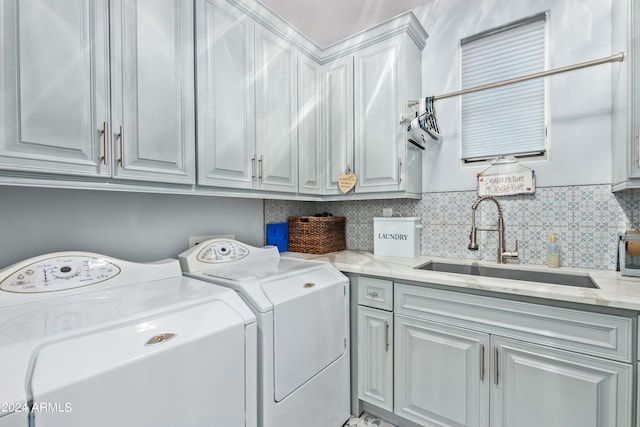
left=338, top=173, right=357, bottom=193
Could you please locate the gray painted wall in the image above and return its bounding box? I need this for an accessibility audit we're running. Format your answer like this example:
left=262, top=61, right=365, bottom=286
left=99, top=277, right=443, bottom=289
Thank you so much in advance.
left=0, top=186, right=264, bottom=268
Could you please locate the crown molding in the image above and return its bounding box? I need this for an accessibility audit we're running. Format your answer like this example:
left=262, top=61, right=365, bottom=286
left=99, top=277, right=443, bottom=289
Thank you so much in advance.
left=226, top=0, right=428, bottom=63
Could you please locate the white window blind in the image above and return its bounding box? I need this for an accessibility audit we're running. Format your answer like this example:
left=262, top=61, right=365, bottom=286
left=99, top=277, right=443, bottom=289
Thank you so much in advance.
left=461, top=14, right=547, bottom=161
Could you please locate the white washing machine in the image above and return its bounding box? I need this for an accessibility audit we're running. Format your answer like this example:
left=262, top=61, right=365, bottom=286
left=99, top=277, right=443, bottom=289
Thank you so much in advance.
left=0, top=251, right=257, bottom=427
left=178, top=239, right=350, bottom=427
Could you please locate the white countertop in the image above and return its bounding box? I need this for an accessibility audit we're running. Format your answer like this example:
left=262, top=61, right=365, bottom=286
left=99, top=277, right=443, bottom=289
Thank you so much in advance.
left=283, top=250, right=640, bottom=312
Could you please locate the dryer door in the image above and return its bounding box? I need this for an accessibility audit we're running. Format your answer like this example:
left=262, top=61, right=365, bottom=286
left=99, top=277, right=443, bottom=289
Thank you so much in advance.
left=262, top=268, right=347, bottom=401
left=28, top=301, right=247, bottom=427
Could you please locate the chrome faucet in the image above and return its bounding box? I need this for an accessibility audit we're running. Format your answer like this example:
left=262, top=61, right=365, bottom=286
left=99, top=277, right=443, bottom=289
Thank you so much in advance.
left=468, top=196, right=518, bottom=264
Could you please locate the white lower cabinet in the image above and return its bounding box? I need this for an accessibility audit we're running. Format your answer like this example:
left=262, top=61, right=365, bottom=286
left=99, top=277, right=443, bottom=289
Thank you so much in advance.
left=357, top=276, right=394, bottom=411
left=394, top=316, right=489, bottom=427
left=394, top=318, right=632, bottom=427
left=355, top=280, right=635, bottom=427
left=492, top=337, right=632, bottom=427
left=358, top=306, right=393, bottom=411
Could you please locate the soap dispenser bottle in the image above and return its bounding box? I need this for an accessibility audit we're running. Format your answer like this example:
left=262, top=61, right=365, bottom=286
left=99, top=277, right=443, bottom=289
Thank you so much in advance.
left=547, top=233, right=560, bottom=268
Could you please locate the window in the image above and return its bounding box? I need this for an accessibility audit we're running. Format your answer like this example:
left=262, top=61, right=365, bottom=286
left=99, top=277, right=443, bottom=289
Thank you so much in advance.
left=461, top=13, right=547, bottom=162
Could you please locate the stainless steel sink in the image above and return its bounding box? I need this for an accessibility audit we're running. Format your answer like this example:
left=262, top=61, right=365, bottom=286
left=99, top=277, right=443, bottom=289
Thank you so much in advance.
left=416, top=262, right=599, bottom=289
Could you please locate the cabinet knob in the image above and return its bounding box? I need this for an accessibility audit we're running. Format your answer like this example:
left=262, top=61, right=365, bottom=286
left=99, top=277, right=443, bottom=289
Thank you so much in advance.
left=368, top=291, right=379, bottom=298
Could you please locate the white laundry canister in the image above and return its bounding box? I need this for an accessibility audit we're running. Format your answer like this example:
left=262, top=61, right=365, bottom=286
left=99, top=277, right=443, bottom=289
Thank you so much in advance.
left=373, top=217, right=422, bottom=257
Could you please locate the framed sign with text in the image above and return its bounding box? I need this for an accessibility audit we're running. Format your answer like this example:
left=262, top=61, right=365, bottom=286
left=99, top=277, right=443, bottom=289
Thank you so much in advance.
left=477, top=170, right=535, bottom=196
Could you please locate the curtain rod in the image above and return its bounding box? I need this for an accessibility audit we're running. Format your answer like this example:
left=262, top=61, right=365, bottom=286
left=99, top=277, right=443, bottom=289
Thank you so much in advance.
left=408, top=52, right=624, bottom=107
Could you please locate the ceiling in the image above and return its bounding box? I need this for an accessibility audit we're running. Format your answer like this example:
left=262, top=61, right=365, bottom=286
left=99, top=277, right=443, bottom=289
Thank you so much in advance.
left=259, top=0, right=433, bottom=48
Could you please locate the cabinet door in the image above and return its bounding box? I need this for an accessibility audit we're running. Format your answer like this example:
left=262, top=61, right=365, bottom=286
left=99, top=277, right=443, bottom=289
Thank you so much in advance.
left=255, top=24, right=298, bottom=193
left=298, top=54, right=323, bottom=195
left=195, top=0, right=255, bottom=189
left=354, top=37, right=406, bottom=193
left=323, top=56, right=354, bottom=194
left=395, top=315, right=490, bottom=427
left=0, top=0, right=110, bottom=176
left=110, top=0, right=195, bottom=184
left=492, top=337, right=632, bottom=427
left=358, top=306, right=393, bottom=411
left=632, top=0, right=640, bottom=178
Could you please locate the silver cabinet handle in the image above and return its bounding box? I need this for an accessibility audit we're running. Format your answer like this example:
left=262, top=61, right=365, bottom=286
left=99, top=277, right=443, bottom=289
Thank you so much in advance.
left=258, top=155, right=264, bottom=180
left=118, top=125, right=125, bottom=168
left=480, top=344, right=485, bottom=381
left=101, top=121, right=108, bottom=165
left=398, top=158, right=403, bottom=184
left=637, top=128, right=640, bottom=167
left=368, top=291, right=379, bottom=298
left=384, top=320, right=389, bottom=352
left=494, top=347, right=499, bottom=385
left=251, top=156, right=256, bottom=180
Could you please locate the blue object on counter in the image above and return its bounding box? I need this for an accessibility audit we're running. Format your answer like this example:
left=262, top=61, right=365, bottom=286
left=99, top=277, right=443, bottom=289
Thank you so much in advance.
left=266, top=223, right=288, bottom=252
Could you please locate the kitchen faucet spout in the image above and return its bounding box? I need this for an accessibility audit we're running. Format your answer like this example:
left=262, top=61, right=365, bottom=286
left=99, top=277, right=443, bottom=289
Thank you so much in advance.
left=468, top=196, right=518, bottom=264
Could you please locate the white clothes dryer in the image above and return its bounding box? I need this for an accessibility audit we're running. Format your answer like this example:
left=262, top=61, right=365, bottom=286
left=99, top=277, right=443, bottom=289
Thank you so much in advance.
left=178, top=239, right=350, bottom=427
left=0, top=252, right=257, bottom=427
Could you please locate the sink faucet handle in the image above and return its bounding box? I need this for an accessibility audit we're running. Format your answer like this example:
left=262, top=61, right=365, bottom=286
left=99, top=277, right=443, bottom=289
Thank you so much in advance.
left=502, top=239, right=519, bottom=261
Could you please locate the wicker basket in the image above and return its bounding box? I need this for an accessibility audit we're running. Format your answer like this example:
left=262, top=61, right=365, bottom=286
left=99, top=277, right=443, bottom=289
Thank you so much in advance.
left=288, top=216, right=346, bottom=254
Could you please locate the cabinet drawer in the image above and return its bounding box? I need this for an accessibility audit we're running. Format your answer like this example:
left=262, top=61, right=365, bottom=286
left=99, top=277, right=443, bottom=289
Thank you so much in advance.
left=358, top=276, right=393, bottom=310
left=395, top=284, right=633, bottom=362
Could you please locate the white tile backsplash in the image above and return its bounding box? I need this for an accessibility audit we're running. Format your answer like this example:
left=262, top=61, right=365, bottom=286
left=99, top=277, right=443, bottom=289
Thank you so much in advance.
left=264, top=184, right=633, bottom=270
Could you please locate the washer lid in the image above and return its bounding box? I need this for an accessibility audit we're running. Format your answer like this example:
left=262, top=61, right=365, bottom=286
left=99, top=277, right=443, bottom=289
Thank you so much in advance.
left=0, top=276, right=255, bottom=410
left=190, top=258, right=345, bottom=313
left=29, top=301, right=248, bottom=427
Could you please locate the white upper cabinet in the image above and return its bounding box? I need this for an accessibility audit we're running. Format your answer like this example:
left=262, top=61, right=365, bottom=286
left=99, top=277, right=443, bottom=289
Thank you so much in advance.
left=323, top=56, right=355, bottom=195
left=110, top=0, right=195, bottom=184
left=298, top=54, right=323, bottom=195
left=0, top=0, right=194, bottom=184
left=254, top=24, right=299, bottom=193
left=196, top=8, right=299, bottom=194
left=0, top=0, right=110, bottom=176
left=354, top=37, right=405, bottom=193
left=0, top=0, right=426, bottom=199
left=612, top=0, right=640, bottom=190
left=353, top=35, right=422, bottom=196
left=196, top=0, right=255, bottom=189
